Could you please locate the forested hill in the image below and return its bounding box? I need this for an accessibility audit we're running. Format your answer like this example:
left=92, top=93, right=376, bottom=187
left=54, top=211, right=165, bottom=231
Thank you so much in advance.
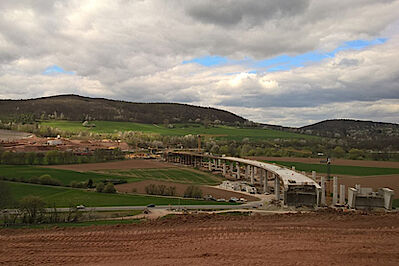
left=298, top=119, right=399, bottom=140
left=0, top=95, right=246, bottom=124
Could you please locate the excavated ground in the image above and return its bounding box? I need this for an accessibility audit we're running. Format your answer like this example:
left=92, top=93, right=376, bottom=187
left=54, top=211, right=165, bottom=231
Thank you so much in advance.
left=1, top=210, right=398, bottom=265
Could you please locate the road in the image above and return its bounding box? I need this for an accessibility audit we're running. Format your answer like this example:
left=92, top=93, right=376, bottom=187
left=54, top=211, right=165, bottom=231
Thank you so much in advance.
left=3, top=201, right=263, bottom=214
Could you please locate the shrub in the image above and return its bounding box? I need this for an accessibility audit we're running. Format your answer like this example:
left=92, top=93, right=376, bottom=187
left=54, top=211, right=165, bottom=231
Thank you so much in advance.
left=103, top=182, right=116, bottom=193
left=184, top=186, right=202, bottom=198
left=70, top=181, right=88, bottom=188
left=39, top=174, right=62, bottom=186
left=19, top=195, right=46, bottom=224
left=96, top=182, right=105, bottom=192
left=145, top=184, right=158, bottom=195
left=29, top=176, right=41, bottom=184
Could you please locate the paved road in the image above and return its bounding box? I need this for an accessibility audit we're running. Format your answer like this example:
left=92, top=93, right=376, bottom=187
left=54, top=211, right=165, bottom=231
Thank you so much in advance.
left=3, top=201, right=263, bottom=214
left=49, top=201, right=262, bottom=212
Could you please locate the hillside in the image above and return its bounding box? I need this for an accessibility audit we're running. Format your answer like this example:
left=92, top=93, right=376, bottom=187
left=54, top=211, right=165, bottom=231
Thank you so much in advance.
left=0, top=95, right=246, bottom=124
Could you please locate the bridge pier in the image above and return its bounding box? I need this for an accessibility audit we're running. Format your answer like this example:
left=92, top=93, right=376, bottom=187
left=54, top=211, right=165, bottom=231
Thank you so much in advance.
left=236, top=163, right=240, bottom=179
left=250, top=166, right=254, bottom=184
left=222, top=163, right=226, bottom=176
left=321, top=176, right=326, bottom=206
left=274, top=175, right=280, bottom=201
left=339, top=184, right=345, bottom=205
left=263, top=169, right=268, bottom=193
left=332, top=176, right=338, bottom=206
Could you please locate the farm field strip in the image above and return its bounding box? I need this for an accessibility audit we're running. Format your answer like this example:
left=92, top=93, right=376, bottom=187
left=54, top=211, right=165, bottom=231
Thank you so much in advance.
left=103, top=168, right=221, bottom=185
left=5, top=181, right=232, bottom=207
left=41, top=120, right=316, bottom=140
left=266, top=160, right=399, bottom=176
left=0, top=165, right=132, bottom=186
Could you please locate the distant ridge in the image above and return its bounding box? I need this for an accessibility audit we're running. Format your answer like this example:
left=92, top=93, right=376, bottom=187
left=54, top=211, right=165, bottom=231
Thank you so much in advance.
left=0, top=94, right=247, bottom=124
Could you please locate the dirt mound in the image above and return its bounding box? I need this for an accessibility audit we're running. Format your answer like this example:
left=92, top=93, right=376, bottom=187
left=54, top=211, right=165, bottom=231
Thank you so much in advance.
left=116, top=180, right=259, bottom=202
left=1, top=212, right=399, bottom=265
left=44, top=159, right=175, bottom=171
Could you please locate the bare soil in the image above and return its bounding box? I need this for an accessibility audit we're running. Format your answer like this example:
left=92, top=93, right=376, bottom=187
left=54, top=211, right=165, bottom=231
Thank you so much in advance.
left=116, top=180, right=259, bottom=202
left=1, top=211, right=398, bottom=265
left=44, top=159, right=175, bottom=171
left=251, top=156, right=399, bottom=168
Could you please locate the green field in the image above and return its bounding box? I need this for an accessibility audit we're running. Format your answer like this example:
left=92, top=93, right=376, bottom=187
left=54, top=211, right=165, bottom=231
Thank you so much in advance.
left=5, top=181, right=233, bottom=207
left=42, top=120, right=315, bottom=141
left=266, top=161, right=399, bottom=176
left=0, top=165, right=133, bottom=185
left=0, top=165, right=222, bottom=185
left=103, top=168, right=221, bottom=185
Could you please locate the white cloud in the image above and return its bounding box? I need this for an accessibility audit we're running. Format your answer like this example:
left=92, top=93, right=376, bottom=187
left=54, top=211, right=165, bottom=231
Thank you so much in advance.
left=0, top=0, right=399, bottom=126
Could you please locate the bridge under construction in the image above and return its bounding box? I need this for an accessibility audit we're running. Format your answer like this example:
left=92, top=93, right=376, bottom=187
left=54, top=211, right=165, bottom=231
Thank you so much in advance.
left=164, top=151, right=322, bottom=207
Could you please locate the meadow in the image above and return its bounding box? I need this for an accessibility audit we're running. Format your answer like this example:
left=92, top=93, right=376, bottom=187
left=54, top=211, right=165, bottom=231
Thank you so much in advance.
left=0, top=165, right=132, bottom=185
left=5, top=181, right=232, bottom=207
left=0, top=165, right=223, bottom=185
left=103, top=168, right=221, bottom=185
left=266, top=160, right=399, bottom=176
left=41, top=120, right=315, bottom=141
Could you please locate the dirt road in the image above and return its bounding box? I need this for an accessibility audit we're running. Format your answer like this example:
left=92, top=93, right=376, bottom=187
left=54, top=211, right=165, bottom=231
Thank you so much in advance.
left=1, top=211, right=398, bottom=265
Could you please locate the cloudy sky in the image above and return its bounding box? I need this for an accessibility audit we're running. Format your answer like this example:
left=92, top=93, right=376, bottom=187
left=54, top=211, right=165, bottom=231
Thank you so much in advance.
left=1, top=0, right=399, bottom=127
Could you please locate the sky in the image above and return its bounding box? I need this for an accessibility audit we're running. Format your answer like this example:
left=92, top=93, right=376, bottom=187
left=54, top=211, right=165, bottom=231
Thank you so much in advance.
left=0, top=0, right=399, bottom=127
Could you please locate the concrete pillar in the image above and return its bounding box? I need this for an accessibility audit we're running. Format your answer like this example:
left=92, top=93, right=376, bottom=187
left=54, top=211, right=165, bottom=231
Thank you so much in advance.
left=339, top=184, right=345, bottom=205
left=381, top=188, right=394, bottom=210
left=355, top=184, right=361, bottom=191
left=312, top=171, right=316, bottom=180
left=254, top=167, right=257, bottom=177
left=229, top=163, right=233, bottom=174
left=321, top=176, right=326, bottom=206
left=208, top=159, right=212, bottom=171
left=332, top=176, right=338, bottom=205
left=274, top=175, right=280, bottom=201
left=263, top=169, right=268, bottom=193
left=348, top=187, right=357, bottom=208
left=250, top=166, right=254, bottom=184
left=236, top=163, right=240, bottom=179
left=245, top=165, right=249, bottom=180
left=292, top=166, right=295, bottom=171
left=218, top=159, right=221, bottom=168
left=222, top=163, right=226, bottom=176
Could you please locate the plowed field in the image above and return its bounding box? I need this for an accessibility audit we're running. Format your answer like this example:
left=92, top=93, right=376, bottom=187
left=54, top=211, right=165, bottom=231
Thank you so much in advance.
left=1, top=211, right=398, bottom=265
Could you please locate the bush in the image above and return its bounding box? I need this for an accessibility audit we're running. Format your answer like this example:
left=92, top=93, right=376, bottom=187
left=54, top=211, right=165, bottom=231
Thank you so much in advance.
left=70, top=181, right=88, bottom=188
left=19, top=195, right=46, bottom=224
left=96, top=182, right=105, bottom=192
left=184, top=186, right=202, bottom=198
left=103, top=182, right=116, bottom=193
left=145, top=184, right=158, bottom=195
left=39, top=174, right=62, bottom=186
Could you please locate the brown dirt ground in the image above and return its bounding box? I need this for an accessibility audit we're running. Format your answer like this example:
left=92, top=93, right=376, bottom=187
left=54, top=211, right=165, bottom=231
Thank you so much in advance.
left=250, top=156, right=399, bottom=168
left=43, top=159, right=175, bottom=171
left=116, top=180, right=259, bottom=202
left=337, top=174, right=399, bottom=196
left=1, top=211, right=398, bottom=265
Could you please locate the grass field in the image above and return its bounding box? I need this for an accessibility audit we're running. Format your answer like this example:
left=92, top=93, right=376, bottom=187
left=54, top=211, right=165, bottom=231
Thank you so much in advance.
left=103, top=168, right=221, bottom=185
left=5, top=181, right=233, bottom=207
left=0, top=165, right=222, bottom=185
left=42, top=120, right=315, bottom=141
left=266, top=161, right=399, bottom=176
left=0, top=165, right=133, bottom=186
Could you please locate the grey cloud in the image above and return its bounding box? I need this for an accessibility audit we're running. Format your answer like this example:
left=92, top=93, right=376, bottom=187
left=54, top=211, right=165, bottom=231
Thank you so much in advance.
left=184, top=0, right=310, bottom=27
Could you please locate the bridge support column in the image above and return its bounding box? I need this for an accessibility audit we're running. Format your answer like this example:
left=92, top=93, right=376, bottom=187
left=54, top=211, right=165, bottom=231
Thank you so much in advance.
left=274, top=175, right=280, bottom=201
left=332, top=176, right=338, bottom=206
left=339, top=184, right=345, bottom=205
left=245, top=165, right=249, bottom=180
left=236, top=163, right=240, bottom=179
left=312, top=171, right=316, bottom=180
left=250, top=166, right=254, bottom=185
left=208, top=160, right=212, bottom=171
left=263, top=169, right=268, bottom=193
left=321, top=176, right=326, bottom=206
left=222, top=163, right=226, bottom=176
left=229, top=163, right=233, bottom=175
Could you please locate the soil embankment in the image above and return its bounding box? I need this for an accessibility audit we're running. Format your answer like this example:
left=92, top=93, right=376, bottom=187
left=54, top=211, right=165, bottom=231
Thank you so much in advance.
left=1, top=211, right=398, bottom=265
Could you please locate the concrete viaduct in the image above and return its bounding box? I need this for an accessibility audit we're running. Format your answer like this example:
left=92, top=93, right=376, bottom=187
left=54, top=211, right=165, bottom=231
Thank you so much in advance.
left=164, top=151, right=322, bottom=207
